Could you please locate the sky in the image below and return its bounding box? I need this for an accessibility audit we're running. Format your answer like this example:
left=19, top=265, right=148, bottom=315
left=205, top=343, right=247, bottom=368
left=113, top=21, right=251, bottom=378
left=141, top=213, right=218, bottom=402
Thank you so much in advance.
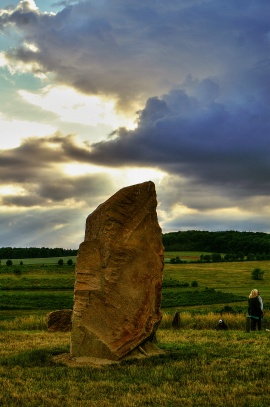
left=0, top=0, right=270, bottom=249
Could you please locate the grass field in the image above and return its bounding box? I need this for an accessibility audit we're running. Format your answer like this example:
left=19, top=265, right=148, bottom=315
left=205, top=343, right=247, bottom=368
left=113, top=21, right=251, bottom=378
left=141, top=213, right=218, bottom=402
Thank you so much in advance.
left=0, top=253, right=269, bottom=314
left=163, top=257, right=270, bottom=308
left=0, top=253, right=270, bottom=405
left=0, top=322, right=270, bottom=406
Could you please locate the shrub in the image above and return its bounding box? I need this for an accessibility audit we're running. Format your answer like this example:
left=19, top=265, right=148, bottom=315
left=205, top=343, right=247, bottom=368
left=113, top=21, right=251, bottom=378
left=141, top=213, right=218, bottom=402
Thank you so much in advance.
left=162, top=278, right=189, bottom=288
left=6, top=259, right=12, bottom=266
left=251, top=268, right=264, bottom=280
left=67, top=259, right=73, bottom=266
left=170, top=256, right=182, bottom=264
left=58, top=259, right=64, bottom=266
left=211, top=253, right=222, bottom=262
left=191, top=280, right=198, bottom=287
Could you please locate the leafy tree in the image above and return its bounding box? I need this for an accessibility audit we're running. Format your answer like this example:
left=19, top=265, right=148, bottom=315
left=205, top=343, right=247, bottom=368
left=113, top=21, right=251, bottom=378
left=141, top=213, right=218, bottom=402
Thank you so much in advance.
left=58, top=259, right=64, bottom=266
left=236, top=252, right=245, bottom=261
left=224, top=253, right=237, bottom=262
left=67, top=259, right=73, bottom=266
left=251, top=268, right=264, bottom=280
left=246, top=253, right=256, bottom=261
left=162, top=230, right=270, bottom=255
left=203, top=255, right=211, bottom=263
left=6, top=259, right=12, bottom=266
left=211, top=253, right=222, bottom=262
left=191, top=280, right=198, bottom=287
left=170, top=256, right=182, bottom=264
left=20, top=261, right=23, bottom=265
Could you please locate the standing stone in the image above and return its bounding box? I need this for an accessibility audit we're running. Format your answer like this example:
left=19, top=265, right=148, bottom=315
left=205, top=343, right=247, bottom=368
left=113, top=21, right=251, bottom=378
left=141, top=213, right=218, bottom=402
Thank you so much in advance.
left=70, top=181, right=164, bottom=361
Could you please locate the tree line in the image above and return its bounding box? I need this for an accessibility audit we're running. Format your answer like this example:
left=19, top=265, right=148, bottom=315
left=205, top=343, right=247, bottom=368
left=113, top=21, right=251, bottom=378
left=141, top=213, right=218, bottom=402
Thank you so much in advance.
left=0, top=247, right=77, bottom=259
left=1, top=230, right=270, bottom=259
left=162, top=230, right=270, bottom=256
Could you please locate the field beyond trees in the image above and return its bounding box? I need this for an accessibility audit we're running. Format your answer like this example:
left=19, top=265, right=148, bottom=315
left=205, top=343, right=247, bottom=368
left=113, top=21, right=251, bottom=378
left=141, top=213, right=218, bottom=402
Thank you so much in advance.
left=0, top=253, right=270, bottom=406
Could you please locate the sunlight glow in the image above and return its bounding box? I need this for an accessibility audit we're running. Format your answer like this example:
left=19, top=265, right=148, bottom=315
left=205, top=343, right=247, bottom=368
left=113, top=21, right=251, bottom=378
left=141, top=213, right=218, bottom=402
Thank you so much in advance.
left=19, top=86, right=137, bottom=130
left=63, top=164, right=165, bottom=186
left=0, top=52, right=8, bottom=67
left=24, top=42, right=39, bottom=53
left=53, top=224, right=66, bottom=230
left=0, top=185, right=25, bottom=195
left=16, top=0, right=38, bottom=12
left=63, top=163, right=106, bottom=176
left=0, top=114, right=56, bottom=149
left=118, top=168, right=166, bottom=186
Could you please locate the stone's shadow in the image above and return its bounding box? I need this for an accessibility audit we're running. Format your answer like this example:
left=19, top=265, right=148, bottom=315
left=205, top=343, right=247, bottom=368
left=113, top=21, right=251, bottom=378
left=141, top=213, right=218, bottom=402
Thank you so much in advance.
left=54, top=341, right=165, bottom=367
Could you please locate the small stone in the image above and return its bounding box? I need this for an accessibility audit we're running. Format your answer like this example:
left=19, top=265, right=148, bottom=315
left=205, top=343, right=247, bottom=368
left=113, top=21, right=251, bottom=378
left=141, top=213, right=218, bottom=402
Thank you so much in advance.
left=47, top=309, right=72, bottom=332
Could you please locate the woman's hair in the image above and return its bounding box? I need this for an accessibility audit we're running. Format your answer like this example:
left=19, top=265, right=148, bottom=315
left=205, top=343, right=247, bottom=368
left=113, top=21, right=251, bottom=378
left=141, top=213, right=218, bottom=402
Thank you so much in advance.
left=249, top=289, right=259, bottom=299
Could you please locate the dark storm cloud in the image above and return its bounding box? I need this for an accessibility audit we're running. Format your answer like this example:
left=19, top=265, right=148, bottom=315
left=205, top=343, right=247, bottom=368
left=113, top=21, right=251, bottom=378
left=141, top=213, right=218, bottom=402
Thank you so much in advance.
left=88, top=80, right=270, bottom=206
left=0, top=133, right=90, bottom=181
left=0, top=134, right=112, bottom=206
left=1, top=0, right=270, bottom=246
left=1, top=0, right=270, bottom=109
left=2, top=69, right=270, bottom=214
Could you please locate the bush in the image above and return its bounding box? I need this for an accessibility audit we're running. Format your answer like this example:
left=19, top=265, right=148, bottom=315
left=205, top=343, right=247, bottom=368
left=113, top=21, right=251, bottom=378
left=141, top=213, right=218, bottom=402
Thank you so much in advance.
left=6, top=260, right=12, bottom=266
left=67, top=259, right=73, bottom=266
left=251, top=268, right=264, bottom=280
left=58, top=259, right=64, bottom=266
left=170, top=256, right=182, bottom=264
left=191, top=280, right=198, bottom=287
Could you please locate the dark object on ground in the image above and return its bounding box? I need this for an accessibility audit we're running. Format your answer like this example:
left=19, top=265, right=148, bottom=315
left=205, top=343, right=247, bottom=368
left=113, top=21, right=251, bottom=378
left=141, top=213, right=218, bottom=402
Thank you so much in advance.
left=172, top=311, right=181, bottom=329
left=215, top=319, right=228, bottom=330
left=47, top=309, right=72, bottom=332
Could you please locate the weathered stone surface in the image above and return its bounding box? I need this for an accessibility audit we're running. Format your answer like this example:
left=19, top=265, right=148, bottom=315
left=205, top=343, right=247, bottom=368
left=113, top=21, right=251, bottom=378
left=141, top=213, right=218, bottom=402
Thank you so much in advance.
left=47, top=309, right=73, bottom=332
left=70, top=181, right=164, bottom=360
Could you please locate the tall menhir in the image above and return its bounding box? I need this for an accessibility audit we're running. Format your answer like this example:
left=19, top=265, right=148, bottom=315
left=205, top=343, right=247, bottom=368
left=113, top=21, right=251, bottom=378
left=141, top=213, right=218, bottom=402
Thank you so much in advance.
left=70, top=181, right=164, bottom=361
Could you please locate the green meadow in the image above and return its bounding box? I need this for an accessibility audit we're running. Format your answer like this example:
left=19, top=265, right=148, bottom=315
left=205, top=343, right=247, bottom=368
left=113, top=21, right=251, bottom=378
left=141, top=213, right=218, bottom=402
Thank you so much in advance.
left=0, top=253, right=270, bottom=406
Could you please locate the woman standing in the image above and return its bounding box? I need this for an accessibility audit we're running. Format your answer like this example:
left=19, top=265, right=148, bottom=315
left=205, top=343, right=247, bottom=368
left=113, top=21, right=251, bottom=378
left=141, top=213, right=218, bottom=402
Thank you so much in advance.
left=248, top=289, right=262, bottom=331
